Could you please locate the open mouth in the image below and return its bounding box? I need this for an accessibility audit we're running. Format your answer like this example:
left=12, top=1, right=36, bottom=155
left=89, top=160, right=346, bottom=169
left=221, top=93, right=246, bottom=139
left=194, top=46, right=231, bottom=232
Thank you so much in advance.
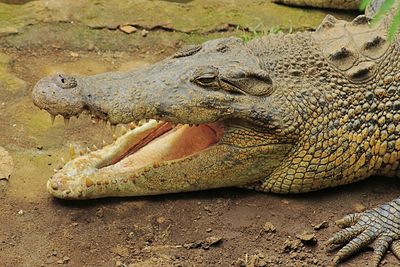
left=49, top=119, right=226, bottom=195
left=96, top=120, right=225, bottom=172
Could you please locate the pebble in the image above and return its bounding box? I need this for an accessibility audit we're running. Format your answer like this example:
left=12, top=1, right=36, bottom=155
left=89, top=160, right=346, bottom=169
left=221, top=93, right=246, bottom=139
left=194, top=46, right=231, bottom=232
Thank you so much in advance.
left=263, top=222, right=276, bottom=233
left=119, top=25, right=137, bottom=34
left=296, top=232, right=317, bottom=245
left=70, top=52, right=79, bottom=57
left=312, top=221, right=329, bottom=230
left=61, top=257, right=70, bottom=264
left=17, top=210, right=24, bottom=215
left=353, top=203, right=367, bottom=212
left=141, top=29, right=149, bottom=37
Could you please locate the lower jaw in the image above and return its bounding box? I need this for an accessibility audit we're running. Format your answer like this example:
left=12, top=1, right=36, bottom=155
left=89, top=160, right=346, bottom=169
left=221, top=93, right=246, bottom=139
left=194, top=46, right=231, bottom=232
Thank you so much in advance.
left=48, top=142, right=291, bottom=199
left=47, top=119, right=292, bottom=199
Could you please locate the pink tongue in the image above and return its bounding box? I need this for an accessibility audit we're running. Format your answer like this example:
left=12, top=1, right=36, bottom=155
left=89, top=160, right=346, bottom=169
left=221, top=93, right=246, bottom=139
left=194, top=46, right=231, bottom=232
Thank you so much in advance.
left=105, top=124, right=220, bottom=171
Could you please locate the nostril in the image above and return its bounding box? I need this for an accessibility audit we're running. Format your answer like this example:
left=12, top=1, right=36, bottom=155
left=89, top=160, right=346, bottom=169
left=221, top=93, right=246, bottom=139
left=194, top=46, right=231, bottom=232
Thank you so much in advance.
left=54, top=74, right=78, bottom=89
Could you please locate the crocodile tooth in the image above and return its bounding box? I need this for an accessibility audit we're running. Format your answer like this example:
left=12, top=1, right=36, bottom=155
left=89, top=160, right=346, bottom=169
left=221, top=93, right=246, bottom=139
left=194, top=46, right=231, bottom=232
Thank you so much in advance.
left=53, top=169, right=58, bottom=173
left=94, top=117, right=100, bottom=124
left=61, top=157, right=65, bottom=164
left=86, top=147, right=91, bottom=153
left=153, top=162, right=161, bottom=168
left=50, top=114, right=56, bottom=125
left=49, top=180, right=58, bottom=190
left=120, top=125, right=127, bottom=135
left=110, top=124, right=116, bottom=133
left=129, top=122, right=136, bottom=129
left=69, top=144, right=76, bottom=159
left=92, top=145, right=98, bottom=150
left=85, top=178, right=94, bottom=187
left=102, top=140, right=107, bottom=146
left=64, top=117, right=70, bottom=127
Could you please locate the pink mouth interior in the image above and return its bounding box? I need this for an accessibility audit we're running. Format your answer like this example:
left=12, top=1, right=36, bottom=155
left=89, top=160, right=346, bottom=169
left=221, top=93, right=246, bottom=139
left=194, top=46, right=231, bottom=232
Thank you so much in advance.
left=102, top=122, right=224, bottom=171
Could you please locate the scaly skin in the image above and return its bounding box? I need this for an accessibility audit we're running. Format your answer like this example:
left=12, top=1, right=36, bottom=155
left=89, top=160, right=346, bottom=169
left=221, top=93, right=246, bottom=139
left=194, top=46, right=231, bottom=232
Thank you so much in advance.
left=31, top=0, right=400, bottom=265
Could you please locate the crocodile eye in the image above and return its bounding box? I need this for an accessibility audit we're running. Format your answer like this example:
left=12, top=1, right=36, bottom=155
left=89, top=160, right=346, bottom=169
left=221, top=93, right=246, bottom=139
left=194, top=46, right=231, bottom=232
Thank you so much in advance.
left=195, top=73, right=218, bottom=85
left=191, top=66, right=220, bottom=88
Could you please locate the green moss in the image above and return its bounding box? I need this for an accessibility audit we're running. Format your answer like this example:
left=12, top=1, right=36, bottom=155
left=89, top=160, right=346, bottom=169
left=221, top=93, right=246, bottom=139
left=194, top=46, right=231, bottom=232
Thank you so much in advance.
left=0, top=53, right=26, bottom=94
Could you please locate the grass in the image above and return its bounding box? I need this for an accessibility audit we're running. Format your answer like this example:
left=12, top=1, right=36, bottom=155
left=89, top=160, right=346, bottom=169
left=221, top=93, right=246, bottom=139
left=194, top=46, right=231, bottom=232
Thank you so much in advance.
left=360, top=0, right=400, bottom=40
left=238, top=22, right=293, bottom=43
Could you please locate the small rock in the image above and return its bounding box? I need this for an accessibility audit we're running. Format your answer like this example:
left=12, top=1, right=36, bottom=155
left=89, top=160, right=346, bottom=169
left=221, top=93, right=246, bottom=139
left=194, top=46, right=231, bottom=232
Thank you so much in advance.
left=62, top=256, right=70, bottom=263
left=263, top=222, right=276, bottom=233
left=17, top=210, right=24, bottom=215
left=141, top=29, right=149, bottom=37
left=56, top=259, right=63, bottom=264
left=282, top=239, right=303, bottom=253
left=115, top=260, right=123, bottom=267
left=156, top=216, right=166, bottom=224
left=119, top=25, right=137, bottom=34
left=70, top=52, right=79, bottom=57
left=96, top=208, right=104, bottom=218
left=312, top=221, right=329, bottom=230
left=36, top=145, right=43, bottom=150
left=71, top=222, right=78, bottom=226
left=353, top=203, right=366, bottom=213
left=206, top=228, right=212, bottom=232
left=203, top=236, right=222, bottom=249
left=296, top=232, right=317, bottom=245
left=183, top=235, right=223, bottom=250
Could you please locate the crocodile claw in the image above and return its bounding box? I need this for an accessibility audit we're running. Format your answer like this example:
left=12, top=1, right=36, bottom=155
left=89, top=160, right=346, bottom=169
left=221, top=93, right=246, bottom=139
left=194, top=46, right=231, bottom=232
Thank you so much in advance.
left=327, top=199, right=400, bottom=266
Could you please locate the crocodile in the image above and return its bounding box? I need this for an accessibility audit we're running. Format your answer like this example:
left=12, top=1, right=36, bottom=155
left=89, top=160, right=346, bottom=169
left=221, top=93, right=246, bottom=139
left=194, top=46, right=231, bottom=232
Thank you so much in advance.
left=32, top=0, right=400, bottom=265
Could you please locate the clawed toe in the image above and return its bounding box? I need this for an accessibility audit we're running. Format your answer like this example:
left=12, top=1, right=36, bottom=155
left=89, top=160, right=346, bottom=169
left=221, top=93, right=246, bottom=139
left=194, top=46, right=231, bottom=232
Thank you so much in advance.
left=328, top=200, right=400, bottom=266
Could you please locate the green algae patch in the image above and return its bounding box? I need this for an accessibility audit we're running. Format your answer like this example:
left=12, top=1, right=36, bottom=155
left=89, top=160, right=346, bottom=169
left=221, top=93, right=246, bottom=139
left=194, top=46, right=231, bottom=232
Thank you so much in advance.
left=0, top=0, right=357, bottom=53
left=58, top=0, right=356, bottom=33
left=0, top=53, right=27, bottom=94
left=0, top=1, right=43, bottom=36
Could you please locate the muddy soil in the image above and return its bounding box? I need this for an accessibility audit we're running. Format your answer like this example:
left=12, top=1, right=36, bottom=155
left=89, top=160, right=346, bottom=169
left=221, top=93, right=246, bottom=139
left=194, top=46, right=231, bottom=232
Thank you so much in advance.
left=0, top=1, right=399, bottom=266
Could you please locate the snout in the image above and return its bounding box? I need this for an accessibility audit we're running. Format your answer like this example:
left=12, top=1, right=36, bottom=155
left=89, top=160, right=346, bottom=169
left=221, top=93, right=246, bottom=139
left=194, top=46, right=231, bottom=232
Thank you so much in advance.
left=32, top=74, right=84, bottom=117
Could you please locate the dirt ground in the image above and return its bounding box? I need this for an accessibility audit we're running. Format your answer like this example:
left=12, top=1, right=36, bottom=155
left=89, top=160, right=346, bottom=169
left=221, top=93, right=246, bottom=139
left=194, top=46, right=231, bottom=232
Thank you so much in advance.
left=1, top=1, right=399, bottom=266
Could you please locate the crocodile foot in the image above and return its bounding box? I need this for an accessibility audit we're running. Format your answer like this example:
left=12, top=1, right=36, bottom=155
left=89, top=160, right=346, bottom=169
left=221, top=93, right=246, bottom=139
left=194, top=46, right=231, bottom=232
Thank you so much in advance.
left=327, top=199, right=400, bottom=266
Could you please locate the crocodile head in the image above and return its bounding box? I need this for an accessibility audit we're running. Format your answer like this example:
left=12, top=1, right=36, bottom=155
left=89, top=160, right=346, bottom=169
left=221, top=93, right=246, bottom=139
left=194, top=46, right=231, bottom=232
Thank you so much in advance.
left=32, top=37, right=300, bottom=199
